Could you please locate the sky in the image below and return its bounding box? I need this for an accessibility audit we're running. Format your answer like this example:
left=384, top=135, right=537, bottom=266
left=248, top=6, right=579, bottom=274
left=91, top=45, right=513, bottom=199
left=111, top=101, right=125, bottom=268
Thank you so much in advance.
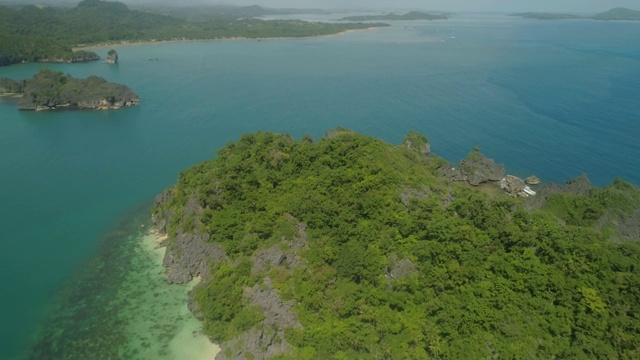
left=119, top=0, right=640, bottom=13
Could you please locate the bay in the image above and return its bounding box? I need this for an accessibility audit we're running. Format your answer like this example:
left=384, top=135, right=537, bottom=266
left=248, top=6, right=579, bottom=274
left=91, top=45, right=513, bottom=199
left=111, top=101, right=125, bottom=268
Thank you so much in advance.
left=0, top=14, right=639, bottom=359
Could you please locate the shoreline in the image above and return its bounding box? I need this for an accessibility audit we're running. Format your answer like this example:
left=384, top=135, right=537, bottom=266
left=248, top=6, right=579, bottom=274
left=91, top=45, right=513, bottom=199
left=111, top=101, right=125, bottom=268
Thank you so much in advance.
left=73, top=26, right=385, bottom=51
left=143, top=228, right=221, bottom=359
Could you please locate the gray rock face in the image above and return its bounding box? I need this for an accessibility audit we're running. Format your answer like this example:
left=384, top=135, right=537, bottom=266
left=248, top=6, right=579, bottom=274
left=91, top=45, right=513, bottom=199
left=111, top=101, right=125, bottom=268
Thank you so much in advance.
left=216, top=277, right=302, bottom=360
left=153, top=193, right=227, bottom=283
left=163, top=231, right=226, bottom=283
left=440, top=148, right=505, bottom=186
left=500, top=175, right=526, bottom=197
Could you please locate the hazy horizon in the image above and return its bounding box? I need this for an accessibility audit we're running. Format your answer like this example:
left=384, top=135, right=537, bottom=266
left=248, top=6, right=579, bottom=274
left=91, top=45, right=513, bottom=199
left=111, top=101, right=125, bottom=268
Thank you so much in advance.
left=4, top=0, right=640, bottom=13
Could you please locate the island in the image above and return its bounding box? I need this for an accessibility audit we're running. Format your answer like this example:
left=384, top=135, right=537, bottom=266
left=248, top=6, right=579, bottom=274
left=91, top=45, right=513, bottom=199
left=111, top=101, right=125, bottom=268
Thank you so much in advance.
left=511, top=12, right=581, bottom=20
left=593, top=7, right=640, bottom=20
left=512, top=7, right=640, bottom=21
left=0, top=69, right=140, bottom=111
left=153, top=130, right=640, bottom=359
left=341, top=11, right=449, bottom=21
left=0, top=0, right=388, bottom=67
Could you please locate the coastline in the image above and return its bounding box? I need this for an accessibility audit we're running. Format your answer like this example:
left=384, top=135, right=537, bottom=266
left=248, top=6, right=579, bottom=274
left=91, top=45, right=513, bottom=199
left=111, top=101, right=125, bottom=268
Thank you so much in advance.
left=73, top=26, right=385, bottom=51
left=143, top=228, right=221, bottom=360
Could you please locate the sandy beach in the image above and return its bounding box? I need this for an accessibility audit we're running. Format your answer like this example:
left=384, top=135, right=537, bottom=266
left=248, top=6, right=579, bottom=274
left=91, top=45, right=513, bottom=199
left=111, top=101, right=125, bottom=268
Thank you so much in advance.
left=121, top=230, right=221, bottom=360
left=73, top=26, right=384, bottom=51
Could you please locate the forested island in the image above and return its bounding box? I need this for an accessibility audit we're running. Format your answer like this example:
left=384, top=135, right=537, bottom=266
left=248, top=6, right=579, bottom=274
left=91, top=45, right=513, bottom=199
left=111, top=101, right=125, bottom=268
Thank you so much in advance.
left=341, top=11, right=449, bottom=21
left=0, top=0, right=387, bottom=66
left=153, top=130, right=640, bottom=359
left=512, top=7, right=640, bottom=21
left=0, top=69, right=139, bottom=110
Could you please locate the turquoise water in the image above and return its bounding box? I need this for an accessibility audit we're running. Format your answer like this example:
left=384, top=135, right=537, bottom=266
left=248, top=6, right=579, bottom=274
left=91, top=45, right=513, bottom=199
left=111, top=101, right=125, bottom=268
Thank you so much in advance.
left=1, top=15, right=639, bottom=358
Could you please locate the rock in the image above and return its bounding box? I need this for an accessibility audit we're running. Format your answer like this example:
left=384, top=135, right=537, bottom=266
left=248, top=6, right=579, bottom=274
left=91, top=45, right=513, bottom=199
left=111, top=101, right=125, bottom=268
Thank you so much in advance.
left=153, top=194, right=228, bottom=284
left=500, top=175, right=527, bottom=197
left=525, top=175, right=541, bottom=185
left=106, top=49, right=118, bottom=64
left=216, top=277, right=301, bottom=360
left=440, top=148, right=505, bottom=186
left=403, top=131, right=430, bottom=155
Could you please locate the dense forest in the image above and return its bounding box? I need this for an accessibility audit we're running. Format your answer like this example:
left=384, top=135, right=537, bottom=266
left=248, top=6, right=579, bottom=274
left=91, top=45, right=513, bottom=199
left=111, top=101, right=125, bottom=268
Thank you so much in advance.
left=0, top=0, right=387, bottom=66
left=0, top=68, right=139, bottom=110
left=153, top=130, right=640, bottom=359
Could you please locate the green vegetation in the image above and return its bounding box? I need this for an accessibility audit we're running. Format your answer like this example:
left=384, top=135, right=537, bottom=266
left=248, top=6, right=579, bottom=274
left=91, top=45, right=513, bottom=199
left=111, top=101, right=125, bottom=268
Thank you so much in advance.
left=154, top=130, right=640, bottom=359
left=0, top=68, right=139, bottom=110
left=341, top=11, right=448, bottom=21
left=0, top=0, right=387, bottom=66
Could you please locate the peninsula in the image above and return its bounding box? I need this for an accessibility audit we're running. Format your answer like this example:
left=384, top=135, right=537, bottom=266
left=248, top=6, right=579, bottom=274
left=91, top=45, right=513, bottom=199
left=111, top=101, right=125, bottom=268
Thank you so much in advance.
left=0, top=69, right=140, bottom=111
left=153, top=129, right=640, bottom=359
left=341, top=11, right=449, bottom=21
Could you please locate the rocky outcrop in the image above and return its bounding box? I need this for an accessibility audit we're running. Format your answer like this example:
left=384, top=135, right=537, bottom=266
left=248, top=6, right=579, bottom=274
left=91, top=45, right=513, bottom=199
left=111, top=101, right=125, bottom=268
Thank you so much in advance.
left=440, top=148, right=505, bottom=186
left=388, top=256, right=418, bottom=280
left=2, top=69, right=139, bottom=111
left=525, top=176, right=541, bottom=185
left=252, top=223, right=307, bottom=275
left=216, top=277, right=302, bottom=360
left=106, top=49, right=118, bottom=64
left=156, top=195, right=228, bottom=284
left=525, top=174, right=592, bottom=210
left=163, top=231, right=227, bottom=283
left=403, top=131, right=431, bottom=155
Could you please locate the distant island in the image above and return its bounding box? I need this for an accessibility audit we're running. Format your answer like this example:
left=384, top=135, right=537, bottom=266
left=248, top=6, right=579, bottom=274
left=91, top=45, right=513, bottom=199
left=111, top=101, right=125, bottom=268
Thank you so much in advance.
left=341, top=11, right=449, bottom=21
left=511, top=12, right=581, bottom=20
left=0, top=0, right=388, bottom=67
left=512, top=7, right=640, bottom=21
left=0, top=69, right=139, bottom=111
left=593, top=7, right=640, bottom=20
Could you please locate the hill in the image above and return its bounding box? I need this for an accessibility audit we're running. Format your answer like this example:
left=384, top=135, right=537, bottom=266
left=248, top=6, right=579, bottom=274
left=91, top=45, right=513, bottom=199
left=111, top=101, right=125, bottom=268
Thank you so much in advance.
left=153, top=130, right=640, bottom=359
left=341, top=11, right=448, bottom=21
left=593, top=7, right=640, bottom=20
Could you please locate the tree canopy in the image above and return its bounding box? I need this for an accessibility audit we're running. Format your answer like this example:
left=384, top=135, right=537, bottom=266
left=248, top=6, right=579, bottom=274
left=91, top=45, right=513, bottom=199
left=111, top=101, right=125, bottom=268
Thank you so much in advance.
left=154, top=130, right=640, bottom=359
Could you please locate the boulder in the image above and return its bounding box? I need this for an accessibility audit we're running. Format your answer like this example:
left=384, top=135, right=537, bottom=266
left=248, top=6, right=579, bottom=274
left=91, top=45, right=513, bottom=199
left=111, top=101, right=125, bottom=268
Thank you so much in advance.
left=525, top=175, right=541, bottom=185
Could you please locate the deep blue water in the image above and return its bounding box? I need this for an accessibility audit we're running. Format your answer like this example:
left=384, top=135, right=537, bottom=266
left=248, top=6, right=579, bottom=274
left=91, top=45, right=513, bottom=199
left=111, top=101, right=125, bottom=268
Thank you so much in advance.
left=1, top=14, right=639, bottom=358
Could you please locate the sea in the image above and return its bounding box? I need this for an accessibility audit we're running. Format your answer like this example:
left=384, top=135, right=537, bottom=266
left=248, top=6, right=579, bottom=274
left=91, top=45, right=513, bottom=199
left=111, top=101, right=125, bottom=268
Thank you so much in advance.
left=1, top=13, right=639, bottom=359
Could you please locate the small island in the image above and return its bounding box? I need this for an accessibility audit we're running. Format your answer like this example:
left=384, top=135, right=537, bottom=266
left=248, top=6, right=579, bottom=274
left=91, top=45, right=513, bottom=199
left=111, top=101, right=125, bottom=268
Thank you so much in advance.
left=341, top=11, right=449, bottom=21
left=0, top=69, right=140, bottom=111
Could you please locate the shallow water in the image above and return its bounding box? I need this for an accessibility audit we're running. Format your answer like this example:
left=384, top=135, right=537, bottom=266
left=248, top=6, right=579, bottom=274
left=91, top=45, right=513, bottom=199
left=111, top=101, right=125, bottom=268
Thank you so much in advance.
left=23, top=206, right=218, bottom=360
left=1, top=14, right=639, bottom=359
